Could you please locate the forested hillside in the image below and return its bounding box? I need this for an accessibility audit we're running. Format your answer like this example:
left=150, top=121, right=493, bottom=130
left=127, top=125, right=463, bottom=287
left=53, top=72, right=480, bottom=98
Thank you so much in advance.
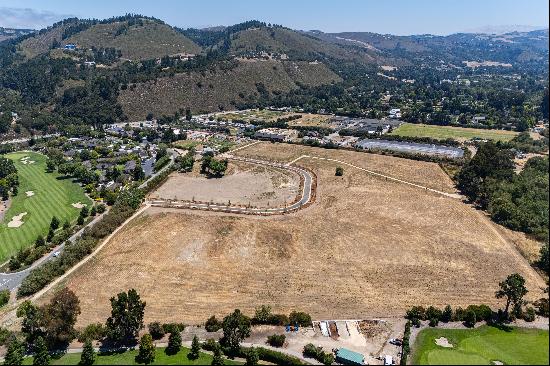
left=0, top=15, right=548, bottom=136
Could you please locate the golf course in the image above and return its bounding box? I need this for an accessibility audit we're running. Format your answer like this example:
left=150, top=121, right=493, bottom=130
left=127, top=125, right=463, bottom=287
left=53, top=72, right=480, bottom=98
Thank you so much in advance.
left=390, top=123, right=518, bottom=142
left=0, top=151, right=90, bottom=263
left=411, top=325, right=549, bottom=365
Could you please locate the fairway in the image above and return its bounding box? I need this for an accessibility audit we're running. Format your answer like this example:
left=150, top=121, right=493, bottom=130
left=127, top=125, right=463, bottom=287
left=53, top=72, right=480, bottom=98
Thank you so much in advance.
left=21, top=346, right=241, bottom=365
left=390, top=123, right=518, bottom=142
left=411, top=325, right=549, bottom=365
left=0, top=151, right=91, bottom=262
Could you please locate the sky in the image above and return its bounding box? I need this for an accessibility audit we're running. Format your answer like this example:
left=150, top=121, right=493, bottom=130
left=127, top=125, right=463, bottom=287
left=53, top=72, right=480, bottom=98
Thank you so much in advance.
left=0, top=0, right=548, bottom=35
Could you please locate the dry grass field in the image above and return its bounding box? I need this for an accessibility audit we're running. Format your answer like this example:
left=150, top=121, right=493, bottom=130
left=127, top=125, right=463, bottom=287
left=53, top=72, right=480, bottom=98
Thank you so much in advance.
left=58, top=143, right=545, bottom=326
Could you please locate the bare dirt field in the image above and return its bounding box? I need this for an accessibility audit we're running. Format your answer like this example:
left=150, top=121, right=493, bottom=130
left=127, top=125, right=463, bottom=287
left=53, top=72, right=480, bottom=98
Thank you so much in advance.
left=151, top=161, right=300, bottom=207
left=57, top=143, right=545, bottom=326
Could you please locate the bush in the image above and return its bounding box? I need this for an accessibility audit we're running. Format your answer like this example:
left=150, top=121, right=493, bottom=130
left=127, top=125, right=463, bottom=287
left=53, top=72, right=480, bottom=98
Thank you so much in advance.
left=162, top=322, right=185, bottom=334
left=148, top=322, right=165, bottom=340
left=534, top=298, right=549, bottom=317
left=428, top=318, right=439, bottom=327
left=335, top=167, right=343, bottom=176
left=406, top=306, right=426, bottom=321
left=441, top=305, right=452, bottom=322
left=289, top=311, right=312, bottom=327
left=205, top=315, right=222, bottom=332
left=201, top=338, right=218, bottom=352
left=0, top=289, right=10, bottom=307
left=266, top=334, right=285, bottom=347
left=523, top=307, right=536, bottom=322
left=302, top=343, right=332, bottom=365
left=249, top=347, right=304, bottom=365
left=77, top=323, right=107, bottom=342
left=268, top=314, right=290, bottom=326
left=465, top=304, right=493, bottom=322
left=426, top=306, right=442, bottom=321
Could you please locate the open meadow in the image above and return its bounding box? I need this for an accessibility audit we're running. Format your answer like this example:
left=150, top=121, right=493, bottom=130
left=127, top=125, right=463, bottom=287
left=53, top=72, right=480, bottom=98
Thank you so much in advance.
left=411, top=325, right=549, bottom=365
left=0, top=152, right=91, bottom=262
left=54, top=143, right=545, bottom=326
left=390, top=123, right=518, bottom=142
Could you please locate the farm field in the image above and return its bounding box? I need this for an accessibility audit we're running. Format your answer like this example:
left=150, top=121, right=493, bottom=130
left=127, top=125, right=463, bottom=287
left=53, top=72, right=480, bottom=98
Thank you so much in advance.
left=390, top=123, right=518, bottom=142
left=411, top=325, right=549, bottom=365
left=57, top=143, right=545, bottom=326
left=21, top=346, right=240, bottom=365
left=0, top=151, right=91, bottom=262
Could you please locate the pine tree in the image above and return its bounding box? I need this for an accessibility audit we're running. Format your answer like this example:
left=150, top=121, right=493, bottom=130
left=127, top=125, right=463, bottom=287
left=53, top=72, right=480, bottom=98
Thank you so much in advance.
left=189, top=335, right=200, bottom=359
left=211, top=343, right=224, bottom=366
left=136, top=334, right=155, bottom=364
left=4, top=337, right=24, bottom=366
left=80, top=339, right=96, bottom=365
left=33, top=336, right=50, bottom=365
left=166, top=331, right=182, bottom=355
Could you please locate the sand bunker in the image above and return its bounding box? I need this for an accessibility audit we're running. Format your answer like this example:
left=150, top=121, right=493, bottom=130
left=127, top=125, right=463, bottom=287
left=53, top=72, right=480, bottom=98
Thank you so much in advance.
left=20, top=156, right=35, bottom=165
left=7, top=212, right=28, bottom=228
left=25, top=191, right=35, bottom=197
left=72, top=202, right=87, bottom=209
left=435, top=337, right=453, bottom=348
left=492, top=361, right=503, bottom=365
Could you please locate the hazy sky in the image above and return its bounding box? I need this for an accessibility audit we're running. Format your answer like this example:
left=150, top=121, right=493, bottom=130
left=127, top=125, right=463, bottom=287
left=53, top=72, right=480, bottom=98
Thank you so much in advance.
left=0, top=0, right=548, bottom=34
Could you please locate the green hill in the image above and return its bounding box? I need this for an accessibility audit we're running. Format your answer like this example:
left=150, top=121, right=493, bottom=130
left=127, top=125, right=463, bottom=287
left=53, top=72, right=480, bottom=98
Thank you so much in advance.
left=118, top=59, right=341, bottom=119
left=65, top=20, right=201, bottom=60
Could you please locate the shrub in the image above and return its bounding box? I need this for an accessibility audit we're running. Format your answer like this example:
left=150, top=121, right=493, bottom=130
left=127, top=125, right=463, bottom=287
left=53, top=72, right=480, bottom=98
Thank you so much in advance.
left=268, top=314, right=289, bottom=326
left=302, top=343, right=332, bottom=365
left=77, top=323, right=107, bottom=342
left=266, top=334, right=285, bottom=347
left=205, top=315, right=222, bottom=332
left=162, top=322, right=185, bottom=334
left=289, top=311, right=312, bottom=327
left=534, top=298, right=549, bottom=317
left=148, top=322, right=165, bottom=340
left=201, top=338, right=218, bottom=351
left=523, top=307, right=536, bottom=322
left=406, top=306, right=426, bottom=321
left=0, top=289, right=10, bottom=307
left=466, top=304, right=493, bottom=322
left=335, top=167, right=343, bottom=176
left=428, top=318, right=439, bottom=327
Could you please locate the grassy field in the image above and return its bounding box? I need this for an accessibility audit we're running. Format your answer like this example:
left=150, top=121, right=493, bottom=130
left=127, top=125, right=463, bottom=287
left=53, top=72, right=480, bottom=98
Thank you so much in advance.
left=390, top=123, right=518, bottom=142
left=21, top=346, right=241, bottom=365
left=60, top=143, right=544, bottom=325
left=411, top=325, right=549, bottom=365
left=0, top=151, right=91, bottom=262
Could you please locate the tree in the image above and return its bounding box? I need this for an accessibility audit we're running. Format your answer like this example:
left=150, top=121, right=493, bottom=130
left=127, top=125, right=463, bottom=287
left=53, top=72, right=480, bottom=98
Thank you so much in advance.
left=132, top=164, right=145, bottom=181
left=464, top=309, right=477, bottom=328
left=49, top=216, right=60, bottom=231
left=41, top=288, right=81, bottom=347
left=253, top=305, right=271, bottom=324
left=245, top=347, right=259, bottom=366
left=211, top=343, right=225, bottom=366
left=188, top=335, right=200, bottom=359
left=106, top=289, right=146, bottom=345
left=80, top=339, right=96, bottom=365
left=335, top=167, right=343, bottom=176
left=148, top=322, right=165, bottom=340
left=221, top=309, right=251, bottom=354
left=289, top=311, right=312, bottom=327
left=205, top=315, right=222, bottom=332
left=33, top=336, right=50, bottom=366
left=4, top=337, right=25, bottom=366
left=495, top=273, right=528, bottom=318
left=136, top=333, right=155, bottom=364
left=166, top=331, right=182, bottom=356
left=185, top=108, right=192, bottom=121
left=441, top=305, right=452, bottom=323
left=17, top=300, right=43, bottom=347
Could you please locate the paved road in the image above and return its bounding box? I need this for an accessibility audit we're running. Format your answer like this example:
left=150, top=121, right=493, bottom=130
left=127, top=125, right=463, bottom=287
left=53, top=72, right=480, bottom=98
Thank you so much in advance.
left=148, top=154, right=314, bottom=215
left=138, top=149, right=177, bottom=190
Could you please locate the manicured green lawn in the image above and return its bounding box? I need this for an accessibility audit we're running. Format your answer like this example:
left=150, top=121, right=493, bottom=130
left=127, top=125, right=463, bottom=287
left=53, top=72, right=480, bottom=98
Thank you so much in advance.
left=21, top=346, right=241, bottom=365
left=0, top=151, right=91, bottom=262
left=411, top=325, right=549, bottom=365
left=390, top=123, right=518, bottom=142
